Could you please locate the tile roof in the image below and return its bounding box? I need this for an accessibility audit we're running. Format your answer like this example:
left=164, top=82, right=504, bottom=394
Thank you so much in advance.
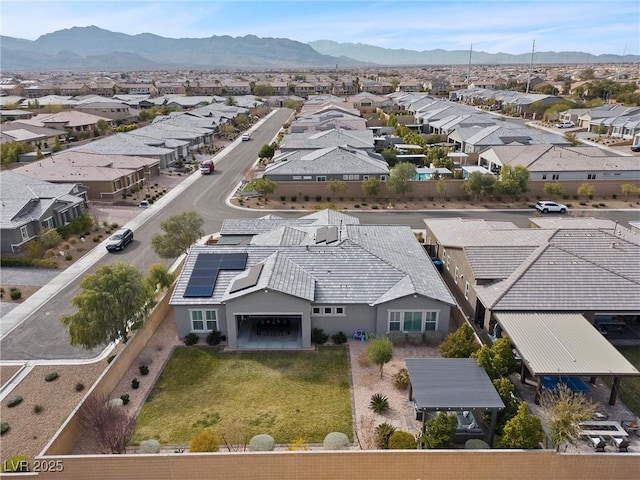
left=265, top=146, right=389, bottom=176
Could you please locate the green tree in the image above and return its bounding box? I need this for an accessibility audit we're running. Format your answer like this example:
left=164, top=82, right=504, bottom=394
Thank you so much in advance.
left=436, top=179, right=447, bottom=202
left=225, top=96, right=238, bottom=106
left=254, top=177, right=276, bottom=200
left=564, top=132, right=579, bottom=146
left=380, top=148, right=397, bottom=167
left=440, top=323, right=479, bottom=358
left=542, top=182, right=564, bottom=200
left=151, top=211, right=204, bottom=259
left=621, top=183, right=640, bottom=201
left=258, top=143, right=276, bottom=159
left=540, top=384, right=597, bottom=451
left=489, top=378, right=522, bottom=434
left=463, top=171, right=496, bottom=202
left=362, top=177, right=381, bottom=198
left=577, top=182, right=595, bottom=201
left=145, top=263, right=175, bottom=292
left=96, top=119, right=109, bottom=134
left=61, top=263, right=154, bottom=348
left=497, top=165, right=529, bottom=199
left=1, top=142, right=33, bottom=165
left=326, top=179, right=347, bottom=197
left=368, top=336, right=393, bottom=378
left=52, top=136, right=61, bottom=152
left=472, top=337, right=518, bottom=380
left=499, top=402, right=545, bottom=449
left=420, top=413, right=457, bottom=449
left=387, top=162, right=415, bottom=202
left=387, top=430, right=416, bottom=449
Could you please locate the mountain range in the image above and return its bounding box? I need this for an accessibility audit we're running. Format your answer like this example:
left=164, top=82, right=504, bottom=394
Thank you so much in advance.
left=1, top=26, right=636, bottom=71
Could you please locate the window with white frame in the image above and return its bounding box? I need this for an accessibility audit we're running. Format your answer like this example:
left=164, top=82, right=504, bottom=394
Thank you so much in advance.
left=41, top=217, right=54, bottom=229
left=388, top=310, right=439, bottom=332
left=189, top=309, right=218, bottom=332
left=20, top=225, right=29, bottom=241
left=311, top=306, right=345, bottom=316
left=454, top=266, right=460, bottom=284
left=464, top=281, right=470, bottom=300
left=379, top=175, right=387, bottom=181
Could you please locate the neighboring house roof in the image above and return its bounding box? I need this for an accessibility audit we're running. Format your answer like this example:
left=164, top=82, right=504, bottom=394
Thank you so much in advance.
left=1, top=128, right=47, bottom=143
left=17, top=111, right=110, bottom=128
left=464, top=245, right=539, bottom=280
left=495, top=312, right=639, bottom=377
left=280, top=128, right=374, bottom=150
left=265, top=146, right=389, bottom=177
left=221, top=211, right=360, bottom=237
left=70, top=133, right=174, bottom=156
left=0, top=171, right=83, bottom=229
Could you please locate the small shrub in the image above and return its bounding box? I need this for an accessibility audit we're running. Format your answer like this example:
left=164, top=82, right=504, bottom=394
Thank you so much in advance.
left=33, top=404, right=44, bottom=414
left=280, top=196, right=286, bottom=201
left=109, top=398, right=124, bottom=408
left=388, top=430, right=417, bottom=449
left=184, top=333, right=199, bottom=346
left=10, top=290, right=21, bottom=300
left=7, top=396, right=23, bottom=408
left=132, top=378, right=140, bottom=389
left=65, top=254, right=73, bottom=261
left=357, top=349, right=372, bottom=367
left=107, top=354, right=116, bottom=364
left=206, top=330, right=222, bottom=346
left=93, top=236, right=100, bottom=242
left=139, top=439, right=161, bottom=454
left=303, top=195, right=310, bottom=201
left=110, top=223, right=119, bottom=229
left=375, top=423, right=396, bottom=449
left=591, top=203, right=600, bottom=208
left=311, top=328, right=328, bottom=344
left=315, top=195, right=322, bottom=202
left=323, top=431, right=350, bottom=450
left=465, top=439, right=490, bottom=449
left=290, top=196, right=297, bottom=202
left=138, top=349, right=153, bottom=366
left=370, top=393, right=390, bottom=414
left=190, top=430, right=220, bottom=452
left=69, top=237, right=78, bottom=245
left=120, top=394, right=130, bottom=405
left=249, top=434, right=275, bottom=451
left=1, top=422, right=9, bottom=435
left=45, top=371, right=59, bottom=382
left=392, top=368, right=410, bottom=390
left=372, top=205, right=379, bottom=209
left=75, top=382, right=85, bottom=392
left=139, top=365, right=149, bottom=376
left=1, top=454, right=29, bottom=472
left=599, top=202, right=605, bottom=207
left=331, top=331, right=347, bottom=345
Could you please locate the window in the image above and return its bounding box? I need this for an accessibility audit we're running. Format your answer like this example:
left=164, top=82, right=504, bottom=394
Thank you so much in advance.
left=363, top=175, right=370, bottom=180
left=552, top=174, right=560, bottom=180
left=312, top=306, right=346, bottom=316
left=446, top=255, right=451, bottom=270
left=454, top=266, right=460, bottom=284
left=587, top=173, right=597, bottom=180
left=464, top=282, right=470, bottom=300
left=542, top=174, right=547, bottom=180
left=20, top=225, right=29, bottom=241
left=388, top=310, right=439, bottom=332
left=189, top=309, right=218, bottom=332
left=316, top=176, right=327, bottom=182
left=379, top=175, right=387, bottom=181
left=41, top=217, right=54, bottom=229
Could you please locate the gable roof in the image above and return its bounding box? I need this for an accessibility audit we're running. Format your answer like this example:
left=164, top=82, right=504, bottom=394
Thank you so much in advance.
left=265, top=146, right=389, bottom=176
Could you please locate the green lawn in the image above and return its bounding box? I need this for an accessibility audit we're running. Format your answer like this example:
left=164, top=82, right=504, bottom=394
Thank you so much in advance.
left=133, top=346, right=352, bottom=445
left=606, top=346, right=640, bottom=417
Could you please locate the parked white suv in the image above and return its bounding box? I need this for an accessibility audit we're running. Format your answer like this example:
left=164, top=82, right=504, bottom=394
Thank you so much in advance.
left=241, top=133, right=251, bottom=141
left=535, top=201, right=568, bottom=214
left=555, top=121, right=575, bottom=128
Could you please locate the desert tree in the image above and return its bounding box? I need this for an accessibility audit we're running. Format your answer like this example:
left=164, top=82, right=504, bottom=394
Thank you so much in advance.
left=621, top=183, right=640, bottom=201
left=145, top=262, right=175, bottom=292
left=436, top=179, right=447, bottom=202
left=61, top=263, right=154, bottom=348
left=577, top=182, right=595, bottom=201
left=326, top=179, right=347, bottom=197
left=387, top=162, right=415, bottom=202
left=542, top=182, right=564, bottom=200
left=254, top=177, right=276, bottom=200
left=367, top=336, right=393, bottom=378
left=362, top=177, right=381, bottom=198
left=499, top=402, right=545, bottom=449
left=151, top=211, right=204, bottom=259
left=463, top=171, right=496, bottom=202
left=497, top=165, right=529, bottom=200
left=78, top=394, right=134, bottom=454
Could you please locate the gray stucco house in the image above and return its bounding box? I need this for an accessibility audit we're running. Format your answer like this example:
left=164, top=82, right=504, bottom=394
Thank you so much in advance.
left=0, top=171, right=88, bottom=253
left=170, top=211, right=455, bottom=349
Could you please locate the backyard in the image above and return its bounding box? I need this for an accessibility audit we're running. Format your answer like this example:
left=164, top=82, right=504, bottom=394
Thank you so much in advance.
left=604, top=346, right=640, bottom=417
left=133, top=346, right=352, bottom=446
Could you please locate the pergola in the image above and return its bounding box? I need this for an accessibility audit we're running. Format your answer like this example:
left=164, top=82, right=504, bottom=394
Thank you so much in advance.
left=406, top=358, right=505, bottom=446
left=494, top=312, right=640, bottom=405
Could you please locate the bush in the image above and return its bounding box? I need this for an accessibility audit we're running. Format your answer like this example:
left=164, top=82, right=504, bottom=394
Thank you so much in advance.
left=323, top=432, right=350, bottom=450
left=75, top=382, right=85, bottom=392
left=138, top=349, right=153, bottom=366
left=206, top=330, right=222, bottom=346
left=304, top=195, right=310, bottom=201
left=392, top=368, right=410, bottom=390
left=45, top=371, right=59, bottom=382
left=388, top=430, right=416, bottom=449
left=1, top=422, right=9, bottom=435
left=465, top=439, right=490, bottom=449
left=290, top=196, right=297, bottom=202
left=7, top=396, right=23, bottom=408
left=190, top=430, right=220, bottom=452
left=311, top=328, right=328, bottom=344
left=331, top=331, right=347, bottom=345
left=249, top=434, right=275, bottom=451
left=132, top=378, right=140, bottom=389
left=10, top=290, right=21, bottom=300
left=109, top=398, right=124, bottom=408
left=120, top=394, right=130, bottom=405
left=65, top=254, right=73, bottom=261
left=139, top=365, right=149, bottom=376
left=315, top=195, right=322, bottom=202
left=184, top=333, right=199, bottom=346
left=139, top=439, right=161, bottom=454
left=33, top=404, right=44, bottom=414
left=374, top=423, right=396, bottom=449
left=1, top=454, right=28, bottom=472
left=370, top=393, right=390, bottom=414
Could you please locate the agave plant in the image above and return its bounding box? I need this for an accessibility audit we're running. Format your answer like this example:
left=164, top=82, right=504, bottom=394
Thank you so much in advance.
left=369, top=393, right=390, bottom=414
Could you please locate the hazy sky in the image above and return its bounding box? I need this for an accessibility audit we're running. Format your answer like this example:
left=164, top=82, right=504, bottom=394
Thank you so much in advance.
left=2, top=0, right=638, bottom=55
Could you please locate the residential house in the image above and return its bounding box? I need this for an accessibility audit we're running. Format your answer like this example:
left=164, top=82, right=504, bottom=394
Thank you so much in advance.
left=0, top=122, right=66, bottom=149
left=170, top=210, right=455, bottom=349
left=0, top=171, right=88, bottom=253
left=16, top=111, right=112, bottom=136
left=72, top=101, right=133, bottom=121
left=448, top=124, right=570, bottom=154
left=264, top=145, right=389, bottom=182
left=279, top=129, right=374, bottom=153
left=70, top=133, right=177, bottom=168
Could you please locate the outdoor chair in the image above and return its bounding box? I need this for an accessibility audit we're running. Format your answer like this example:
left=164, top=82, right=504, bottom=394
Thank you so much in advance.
left=609, top=436, right=630, bottom=452
left=587, top=436, right=606, bottom=452
left=621, top=418, right=640, bottom=437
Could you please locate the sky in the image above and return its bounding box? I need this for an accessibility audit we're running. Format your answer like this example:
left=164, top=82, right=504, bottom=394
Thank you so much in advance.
left=1, top=0, right=638, bottom=56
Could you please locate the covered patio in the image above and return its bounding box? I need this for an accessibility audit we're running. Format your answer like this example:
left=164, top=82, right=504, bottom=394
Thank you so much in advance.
left=494, top=312, right=640, bottom=405
left=406, top=358, right=505, bottom=446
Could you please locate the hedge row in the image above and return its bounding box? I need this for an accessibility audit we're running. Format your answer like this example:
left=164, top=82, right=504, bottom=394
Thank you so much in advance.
left=0, top=257, right=59, bottom=268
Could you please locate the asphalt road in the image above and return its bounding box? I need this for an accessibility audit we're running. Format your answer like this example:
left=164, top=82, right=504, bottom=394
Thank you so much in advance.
left=1, top=107, right=638, bottom=361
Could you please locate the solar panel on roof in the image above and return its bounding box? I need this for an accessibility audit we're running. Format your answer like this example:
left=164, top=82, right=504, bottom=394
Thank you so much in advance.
left=229, top=263, right=264, bottom=294
left=183, top=252, right=249, bottom=298
left=184, top=285, right=215, bottom=297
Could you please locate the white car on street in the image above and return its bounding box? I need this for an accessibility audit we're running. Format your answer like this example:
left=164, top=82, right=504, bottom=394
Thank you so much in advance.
left=555, top=121, right=575, bottom=128
left=535, top=201, right=568, bottom=214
